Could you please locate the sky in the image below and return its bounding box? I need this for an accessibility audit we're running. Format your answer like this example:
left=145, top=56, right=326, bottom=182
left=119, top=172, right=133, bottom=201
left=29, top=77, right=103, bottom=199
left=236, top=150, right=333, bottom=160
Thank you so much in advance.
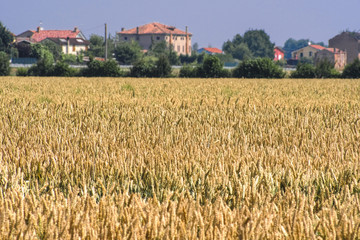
left=1, top=0, right=359, bottom=49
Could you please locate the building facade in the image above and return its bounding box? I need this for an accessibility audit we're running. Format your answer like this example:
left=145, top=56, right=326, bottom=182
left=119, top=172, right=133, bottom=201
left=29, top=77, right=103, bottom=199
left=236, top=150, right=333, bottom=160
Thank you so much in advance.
left=329, top=31, right=360, bottom=64
left=274, top=47, right=285, bottom=61
left=314, top=48, right=347, bottom=70
left=291, top=45, right=326, bottom=59
left=117, top=22, right=192, bottom=55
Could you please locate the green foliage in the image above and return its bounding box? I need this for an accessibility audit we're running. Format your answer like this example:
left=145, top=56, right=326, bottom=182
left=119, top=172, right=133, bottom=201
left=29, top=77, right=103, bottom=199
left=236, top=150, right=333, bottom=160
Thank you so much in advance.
left=16, top=67, right=28, bottom=76
left=82, top=59, right=122, bottom=77
left=27, top=46, right=55, bottom=76
left=197, top=55, right=224, bottom=78
left=30, top=44, right=55, bottom=63
left=52, top=61, right=76, bottom=77
left=233, top=58, right=285, bottom=78
left=114, top=41, right=142, bottom=65
left=0, top=22, right=14, bottom=54
left=41, top=39, right=62, bottom=61
left=179, top=64, right=197, bottom=78
left=147, top=41, right=180, bottom=65
left=342, top=59, right=360, bottom=79
left=223, top=30, right=273, bottom=60
left=61, top=54, right=78, bottom=64
left=153, top=55, right=172, bottom=78
left=179, top=54, right=197, bottom=64
left=315, top=59, right=340, bottom=78
left=130, top=59, right=155, bottom=78
left=0, top=51, right=10, bottom=76
left=290, top=63, right=316, bottom=78
left=16, top=42, right=32, bottom=58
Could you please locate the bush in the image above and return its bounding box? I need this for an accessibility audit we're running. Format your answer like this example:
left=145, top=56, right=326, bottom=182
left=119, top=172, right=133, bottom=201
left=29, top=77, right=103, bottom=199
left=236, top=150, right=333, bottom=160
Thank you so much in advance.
left=52, top=61, right=76, bottom=77
left=342, top=59, right=360, bottom=79
left=315, top=59, right=340, bottom=78
left=0, top=52, right=10, bottom=76
left=153, top=55, right=172, bottom=78
left=130, top=59, right=155, bottom=78
left=179, top=64, right=197, bottom=78
left=16, top=67, right=28, bottom=76
left=197, top=55, right=224, bottom=78
left=28, top=57, right=54, bottom=76
left=103, top=60, right=122, bottom=77
left=290, top=63, right=316, bottom=78
left=233, top=58, right=285, bottom=78
left=81, top=59, right=122, bottom=77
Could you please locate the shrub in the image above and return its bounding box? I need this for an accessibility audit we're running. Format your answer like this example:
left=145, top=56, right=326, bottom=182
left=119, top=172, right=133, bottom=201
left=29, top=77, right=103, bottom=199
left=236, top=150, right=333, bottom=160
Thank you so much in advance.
left=315, top=59, right=340, bottom=78
left=153, top=55, right=172, bottom=78
left=103, top=60, right=122, bottom=77
left=16, top=67, right=28, bottom=76
left=52, top=61, right=76, bottom=77
left=0, top=51, right=10, bottom=76
left=28, top=56, right=54, bottom=76
left=290, top=63, right=316, bottom=78
left=197, top=55, right=223, bottom=78
left=233, top=58, right=285, bottom=78
left=342, top=59, right=360, bottom=79
left=130, top=59, right=155, bottom=78
left=179, top=64, right=197, bottom=78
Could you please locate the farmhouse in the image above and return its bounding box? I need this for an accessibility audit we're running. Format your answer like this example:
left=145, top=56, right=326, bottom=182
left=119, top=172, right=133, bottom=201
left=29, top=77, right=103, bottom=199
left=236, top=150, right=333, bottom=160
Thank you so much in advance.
left=16, top=27, right=89, bottom=55
left=314, top=48, right=347, bottom=70
left=329, top=31, right=360, bottom=64
left=117, top=22, right=192, bottom=55
left=291, top=44, right=326, bottom=59
left=274, top=46, right=285, bottom=61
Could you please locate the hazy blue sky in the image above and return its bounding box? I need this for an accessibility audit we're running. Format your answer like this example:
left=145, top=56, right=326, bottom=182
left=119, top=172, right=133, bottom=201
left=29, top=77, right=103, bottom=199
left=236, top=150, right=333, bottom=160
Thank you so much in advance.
left=1, top=0, right=359, bottom=48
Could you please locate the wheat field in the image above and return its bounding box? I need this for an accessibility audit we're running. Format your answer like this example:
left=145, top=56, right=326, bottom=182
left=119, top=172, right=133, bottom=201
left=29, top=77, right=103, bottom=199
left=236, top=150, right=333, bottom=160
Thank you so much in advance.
left=0, top=77, right=360, bottom=239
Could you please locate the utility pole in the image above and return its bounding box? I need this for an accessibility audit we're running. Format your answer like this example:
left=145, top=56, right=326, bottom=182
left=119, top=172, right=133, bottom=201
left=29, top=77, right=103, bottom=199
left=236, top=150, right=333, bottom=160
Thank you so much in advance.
left=105, top=23, right=108, bottom=61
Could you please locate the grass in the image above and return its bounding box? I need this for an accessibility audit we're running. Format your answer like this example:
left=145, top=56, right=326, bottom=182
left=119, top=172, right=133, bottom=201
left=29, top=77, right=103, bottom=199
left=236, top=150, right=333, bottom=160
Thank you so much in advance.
left=0, top=76, right=360, bottom=239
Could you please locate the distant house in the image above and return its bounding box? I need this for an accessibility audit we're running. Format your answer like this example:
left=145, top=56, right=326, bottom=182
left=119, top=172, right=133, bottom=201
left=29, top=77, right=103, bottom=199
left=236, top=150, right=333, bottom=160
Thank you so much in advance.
left=16, top=27, right=88, bottom=55
left=291, top=44, right=326, bottom=59
left=117, top=22, right=192, bottom=55
left=315, top=48, right=347, bottom=70
left=197, top=47, right=223, bottom=55
left=329, top=31, right=360, bottom=64
left=42, top=38, right=90, bottom=55
left=274, top=46, right=285, bottom=61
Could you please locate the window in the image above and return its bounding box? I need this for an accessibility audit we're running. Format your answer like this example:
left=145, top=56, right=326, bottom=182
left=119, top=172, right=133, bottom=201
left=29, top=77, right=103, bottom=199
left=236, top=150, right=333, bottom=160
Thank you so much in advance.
left=309, top=51, right=312, bottom=57
left=156, top=36, right=160, bottom=40
left=124, top=37, right=128, bottom=40
left=182, top=46, right=185, bottom=52
left=73, top=45, right=76, bottom=52
left=300, top=52, right=303, bottom=58
left=177, top=46, right=180, bottom=52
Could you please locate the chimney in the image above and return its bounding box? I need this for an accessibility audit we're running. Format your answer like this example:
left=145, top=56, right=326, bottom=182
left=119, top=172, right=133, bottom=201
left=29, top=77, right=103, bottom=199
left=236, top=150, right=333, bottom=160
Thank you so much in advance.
left=67, top=37, right=70, bottom=54
left=185, top=26, right=189, bottom=55
left=121, top=28, right=125, bottom=32
left=37, top=27, right=41, bottom=32
left=73, top=27, right=78, bottom=32
left=136, top=27, right=139, bottom=35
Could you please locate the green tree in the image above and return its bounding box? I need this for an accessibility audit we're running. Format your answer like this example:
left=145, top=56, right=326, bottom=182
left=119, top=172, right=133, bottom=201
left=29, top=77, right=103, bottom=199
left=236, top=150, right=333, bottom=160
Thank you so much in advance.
left=153, top=54, right=172, bottom=77
left=0, top=22, right=14, bottom=54
left=41, top=39, right=62, bottom=61
left=233, top=58, right=285, bottom=78
left=232, top=43, right=253, bottom=61
left=243, top=30, right=274, bottom=58
left=342, top=59, right=360, bottom=79
left=197, top=55, right=223, bottom=78
left=114, top=41, right=142, bottom=65
left=290, top=63, right=316, bottom=78
left=87, top=34, right=105, bottom=58
left=0, top=52, right=10, bottom=76
left=130, top=59, right=155, bottom=78
left=148, top=41, right=180, bottom=65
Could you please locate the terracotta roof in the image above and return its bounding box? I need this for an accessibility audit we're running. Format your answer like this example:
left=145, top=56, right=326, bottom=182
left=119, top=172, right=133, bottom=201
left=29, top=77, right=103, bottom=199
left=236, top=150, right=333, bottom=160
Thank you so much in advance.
left=274, top=46, right=284, bottom=53
left=119, top=22, right=192, bottom=36
left=324, top=47, right=344, bottom=53
left=21, top=28, right=82, bottom=42
left=202, top=47, right=223, bottom=54
left=310, top=45, right=326, bottom=50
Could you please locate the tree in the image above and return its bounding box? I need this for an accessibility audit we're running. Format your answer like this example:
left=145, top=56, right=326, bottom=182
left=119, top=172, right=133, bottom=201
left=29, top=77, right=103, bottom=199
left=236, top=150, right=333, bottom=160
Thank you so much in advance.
left=0, top=22, right=14, bottom=54
left=153, top=54, right=172, bottom=77
left=147, top=41, right=180, bottom=65
left=315, top=59, right=340, bottom=78
left=0, top=52, right=10, bottom=76
left=197, top=55, right=223, bottom=78
left=342, top=59, right=360, bottom=78
left=290, top=63, right=316, bottom=78
left=130, top=59, right=155, bottom=78
left=222, top=30, right=273, bottom=60
left=114, top=41, right=142, bottom=65
left=243, top=30, right=274, bottom=58
left=233, top=58, right=285, bottom=78
left=87, top=34, right=105, bottom=58
left=41, top=39, right=62, bottom=61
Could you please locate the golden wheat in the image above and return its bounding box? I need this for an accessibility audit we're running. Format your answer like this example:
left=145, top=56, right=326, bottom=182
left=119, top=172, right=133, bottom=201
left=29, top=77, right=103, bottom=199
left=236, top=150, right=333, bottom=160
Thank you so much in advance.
left=0, top=77, right=360, bottom=239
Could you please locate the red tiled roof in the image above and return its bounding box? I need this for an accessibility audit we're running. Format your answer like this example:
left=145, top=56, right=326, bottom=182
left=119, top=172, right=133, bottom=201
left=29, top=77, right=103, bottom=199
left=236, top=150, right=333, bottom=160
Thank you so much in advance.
left=29, top=29, right=81, bottom=42
left=119, top=22, right=192, bottom=36
left=310, top=45, right=326, bottom=50
left=203, top=47, right=223, bottom=54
